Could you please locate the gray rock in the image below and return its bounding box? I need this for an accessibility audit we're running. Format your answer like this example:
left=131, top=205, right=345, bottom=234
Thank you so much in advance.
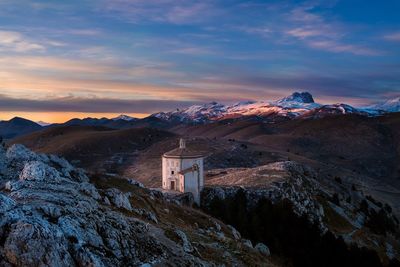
left=104, top=188, right=133, bottom=211
left=19, top=161, right=61, bottom=182
left=0, top=193, right=15, bottom=213
left=6, top=144, right=38, bottom=163
left=212, top=221, right=222, bottom=232
left=255, top=243, right=270, bottom=256
left=242, top=239, right=253, bottom=248
left=175, top=229, right=194, bottom=253
left=128, top=179, right=144, bottom=188
left=103, top=196, right=111, bottom=205
left=79, top=182, right=101, bottom=200
left=227, top=225, right=241, bottom=240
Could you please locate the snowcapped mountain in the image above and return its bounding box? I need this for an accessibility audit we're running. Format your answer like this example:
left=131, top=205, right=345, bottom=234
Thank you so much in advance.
left=152, top=92, right=323, bottom=123
left=300, top=103, right=370, bottom=119
left=368, top=97, right=400, bottom=113
left=36, top=121, right=52, bottom=126
left=273, top=92, right=319, bottom=109
left=151, top=91, right=395, bottom=124
left=152, top=102, right=227, bottom=123
left=112, top=114, right=137, bottom=121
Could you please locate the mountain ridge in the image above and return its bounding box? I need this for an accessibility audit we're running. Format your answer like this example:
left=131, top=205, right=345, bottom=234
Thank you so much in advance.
left=2, top=92, right=400, bottom=139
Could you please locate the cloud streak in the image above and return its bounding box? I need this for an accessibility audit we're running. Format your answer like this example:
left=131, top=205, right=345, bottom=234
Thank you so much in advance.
left=0, top=94, right=203, bottom=113
left=384, top=32, right=400, bottom=41
left=99, top=0, right=221, bottom=25
left=0, top=31, right=45, bottom=52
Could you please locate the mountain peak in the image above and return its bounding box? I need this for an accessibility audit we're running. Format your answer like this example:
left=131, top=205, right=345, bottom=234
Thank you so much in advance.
left=368, top=95, right=400, bottom=112
left=278, top=92, right=314, bottom=104
left=112, top=114, right=137, bottom=121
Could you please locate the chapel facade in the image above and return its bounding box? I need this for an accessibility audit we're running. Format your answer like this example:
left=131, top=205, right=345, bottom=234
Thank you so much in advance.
left=162, top=139, right=204, bottom=205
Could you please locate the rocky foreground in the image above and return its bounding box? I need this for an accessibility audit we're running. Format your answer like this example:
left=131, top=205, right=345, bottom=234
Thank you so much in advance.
left=0, top=143, right=272, bottom=267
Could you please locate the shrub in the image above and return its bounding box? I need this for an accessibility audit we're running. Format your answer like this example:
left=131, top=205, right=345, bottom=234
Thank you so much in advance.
left=331, top=193, right=340, bottom=206
left=334, top=177, right=342, bottom=184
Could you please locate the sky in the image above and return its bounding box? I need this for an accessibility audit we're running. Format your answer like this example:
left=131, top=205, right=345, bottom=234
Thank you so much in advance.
left=0, top=0, right=399, bottom=122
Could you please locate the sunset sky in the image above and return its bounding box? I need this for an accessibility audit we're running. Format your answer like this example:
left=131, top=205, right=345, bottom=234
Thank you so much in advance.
left=1, top=0, right=400, bottom=122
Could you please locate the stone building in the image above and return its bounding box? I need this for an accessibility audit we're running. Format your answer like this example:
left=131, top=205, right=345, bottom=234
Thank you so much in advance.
left=162, top=139, right=204, bottom=205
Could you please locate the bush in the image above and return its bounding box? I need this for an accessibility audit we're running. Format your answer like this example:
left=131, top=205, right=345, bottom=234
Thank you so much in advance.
left=365, top=208, right=397, bottom=235
left=334, top=177, right=342, bottom=184
left=366, top=195, right=383, bottom=208
left=359, top=200, right=369, bottom=215
left=331, top=193, right=340, bottom=206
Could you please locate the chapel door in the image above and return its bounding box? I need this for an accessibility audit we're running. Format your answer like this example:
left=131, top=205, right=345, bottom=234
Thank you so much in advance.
left=170, top=181, right=175, bottom=190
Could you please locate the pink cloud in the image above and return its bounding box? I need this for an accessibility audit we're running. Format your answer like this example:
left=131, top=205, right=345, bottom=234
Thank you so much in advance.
left=307, top=40, right=381, bottom=56
left=384, top=32, right=400, bottom=41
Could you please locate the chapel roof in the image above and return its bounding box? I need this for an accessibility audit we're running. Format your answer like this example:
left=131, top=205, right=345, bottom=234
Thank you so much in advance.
left=163, top=138, right=204, bottom=158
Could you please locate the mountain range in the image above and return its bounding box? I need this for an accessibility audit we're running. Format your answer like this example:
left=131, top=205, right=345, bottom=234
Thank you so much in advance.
left=1, top=92, right=399, bottom=139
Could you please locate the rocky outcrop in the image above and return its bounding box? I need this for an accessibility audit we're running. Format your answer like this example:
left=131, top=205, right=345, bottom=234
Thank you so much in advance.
left=0, top=144, right=270, bottom=267
left=202, top=161, right=326, bottom=230
left=104, top=188, right=133, bottom=211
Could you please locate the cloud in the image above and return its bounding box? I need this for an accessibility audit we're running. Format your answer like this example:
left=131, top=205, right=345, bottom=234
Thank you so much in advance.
left=285, top=27, right=333, bottom=39
left=67, top=29, right=102, bottom=36
left=384, top=32, right=400, bottom=41
left=0, top=31, right=45, bottom=52
left=0, top=94, right=204, bottom=113
left=176, top=68, right=400, bottom=105
left=0, top=55, right=183, bottom=80
left=99, top=0, right=221, bottom=25
left=238, top=3, right=381, bottom=56
left=306, top=40, right=381, bottom=56
left=0, top=30, right=67, bottom=52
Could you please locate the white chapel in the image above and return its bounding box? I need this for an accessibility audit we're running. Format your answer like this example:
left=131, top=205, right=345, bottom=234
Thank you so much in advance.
left=162, top=139, right=204, bottom=205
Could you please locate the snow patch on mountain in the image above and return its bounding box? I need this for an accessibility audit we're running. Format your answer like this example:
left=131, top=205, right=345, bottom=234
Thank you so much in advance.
left=36, top=121, right=51, bottom=126
left=368, top=97, right=400, bottom=113
left=112, top=114, right=137, bottom=121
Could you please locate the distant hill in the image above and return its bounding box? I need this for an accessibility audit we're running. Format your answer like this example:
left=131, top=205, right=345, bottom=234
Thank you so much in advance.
left=174, top=112, right=400, bottom=183
left=0, top=117, right=43, bottom=139
left=11, top=125, right=175, bottom=172
left=50, top=115, right=174, bottom=130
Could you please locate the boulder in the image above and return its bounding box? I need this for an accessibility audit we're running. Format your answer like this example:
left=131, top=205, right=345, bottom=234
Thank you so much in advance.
left=174, top=230, right=193, bottom=253
left=242, top=239, right=253, bottom=249
left=104, top=188, right=133, bottom=211
left=128, top=179, right=144, bottom=188
left=255, top=243, right=270, bottom=256
left=19, top=161, right=61, bottom=182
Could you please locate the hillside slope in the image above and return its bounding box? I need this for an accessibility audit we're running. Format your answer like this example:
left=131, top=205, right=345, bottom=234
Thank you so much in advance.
left=175, top=113, right=400, bottom=183
left=11, top=126, right=175, bottom=173
left=0, top=117, right=42, bottom=139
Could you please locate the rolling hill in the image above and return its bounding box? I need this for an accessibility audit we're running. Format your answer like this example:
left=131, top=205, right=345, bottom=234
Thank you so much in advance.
left=11, top=125, right=175, bottom=173
left=0, top=117, right=43, bottom=139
